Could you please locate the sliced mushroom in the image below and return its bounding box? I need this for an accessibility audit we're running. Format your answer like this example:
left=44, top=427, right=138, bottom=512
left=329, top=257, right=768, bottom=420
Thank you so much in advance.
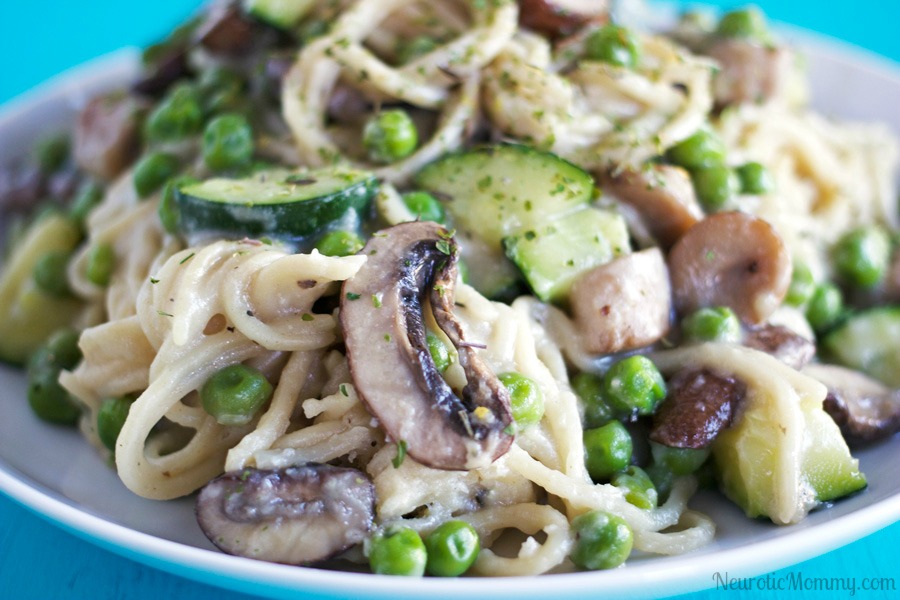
left=802, top=363, right=900, bottom=446
left=599, top=165, right=703, bottom=249
left=743, top=324, right=815, bottom=370
left=133, top=50, right=190, bottom=97
left=668, top=211, right=791, bottom=325
left=0, top=163, right=44, bottom=215
left=340, top=222, right=513, bottom=471
left=196, top=2, right=257, bottom=55
left=650, top=368, right=747, bottom=449
left=73, top=94, right=145, bottom=181
left=518, top=0, right=609, bottom=40
left=569, top=248, right=672, bottom=355
left=707, top=39, right=793, bottom=107
left=196, top=465, right=375, bottom=565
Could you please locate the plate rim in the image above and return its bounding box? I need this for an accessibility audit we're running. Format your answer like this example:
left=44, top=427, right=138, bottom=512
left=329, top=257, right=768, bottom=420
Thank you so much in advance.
left=1, top=28, right=900, bottom=600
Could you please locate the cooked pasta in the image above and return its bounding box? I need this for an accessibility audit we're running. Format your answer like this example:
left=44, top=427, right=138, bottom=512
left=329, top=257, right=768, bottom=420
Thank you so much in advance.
left=2, top=0, right=897, bottom=579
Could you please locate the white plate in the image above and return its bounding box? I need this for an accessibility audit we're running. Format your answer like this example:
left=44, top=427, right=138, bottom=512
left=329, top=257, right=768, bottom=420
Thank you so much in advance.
left=2, top=34, right=900, bottom=600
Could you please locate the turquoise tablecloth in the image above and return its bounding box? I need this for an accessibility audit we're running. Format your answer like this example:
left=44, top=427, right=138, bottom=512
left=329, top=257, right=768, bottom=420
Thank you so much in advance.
left=1, top=2, right=898, bottom=599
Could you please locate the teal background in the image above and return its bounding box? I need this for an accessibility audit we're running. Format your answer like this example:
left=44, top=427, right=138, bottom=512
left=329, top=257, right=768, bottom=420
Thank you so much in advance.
left=1, top=1, right=899, bottom=599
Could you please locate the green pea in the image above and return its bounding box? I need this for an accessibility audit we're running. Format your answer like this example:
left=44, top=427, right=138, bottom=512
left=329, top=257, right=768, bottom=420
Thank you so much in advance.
left=691, top=165, right=740, bottom=212
left=27, top=364, right=80, bottom=425
left=805, top=282, right=844, bottom=333
left=572, top=371, right=614, bottom=428
left=133, top=151, right=180, bottom=198
left=611, top=466, right=658, bottom=510
left=499, top=371, right=545, bottom=428
left=716, top=7, right=768, bottom=40
left=584, top=25, right=640, bottom=69
left=735, top=161, right=774, bottom=195
left=315, top=230, right=365, bottom=257
left=363, top=110, right=419, bottom=164
left=199, top=66, right=243, bottom=92
left=426, top=332, right=453, bottom=373
left=785, top=263, right=816, bottom=307
left=97, top=397, right=133, bottom=451
left=644, top=462, right=675, bottom=501
left=583, top=421, right=632, bottom=481
left=85, top=243, right=116, bottom=287
left=34, top=133, right=69, bottom=173
left=33, top=250, right=73, bottom=297
left=570, top=510, right=633, bottom=570
left=681, top=306, right=742, bottom=343
left=202, top=113, right=255, bottom=172
left=667, top=128, right=727, bottom=170
left=145, top=84, right=204, bottom=142
left=397, top=35, right=437, bottom=64
left=402, top=191, right=445, bottom=223
left=201, top=364, right=273, bottom=426
left=649, top=441, right=710, bottom=476
left=424, top=520, right=480, bottom=577
left=367, top=526, right=427, bottom=576
left=69, top=180, right=104, bottom=227
left=43, top=328, right=82, bottom=370
left=832, top=226, right=892, bottom=288
left=601, top=356, right=666, bottom=418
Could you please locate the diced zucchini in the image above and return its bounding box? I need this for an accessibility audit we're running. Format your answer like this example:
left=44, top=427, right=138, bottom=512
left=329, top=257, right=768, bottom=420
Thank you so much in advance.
left=415, top=145, right=596, bottom=297
left=175, top=167, right=378, bottom=241
left=713, top=365, right=866, bottom=524
left=821, top=307, right=900, bottom=386
left=0, top=213, right=84, bottom=365
left=504, top=208, right=630, bottom=303
left=242, top=0, right=313, bottom=29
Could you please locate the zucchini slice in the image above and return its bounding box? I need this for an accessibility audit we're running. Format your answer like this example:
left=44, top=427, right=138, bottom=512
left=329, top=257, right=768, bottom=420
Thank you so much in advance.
left=415, top=145, right=596, bottom=297
left=175, top=167, right=378, bottom=240
left=242, top=0, right=313, bottom=29
left=822, top=307, right=900, bottom=386
left=0, top=213, right=84, bottom=364
left=504, top=207, right=630, bottom=303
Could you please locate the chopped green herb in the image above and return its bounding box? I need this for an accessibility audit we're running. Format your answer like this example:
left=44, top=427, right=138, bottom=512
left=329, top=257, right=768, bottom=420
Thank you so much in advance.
left=392, top=440, right=408, bottom=468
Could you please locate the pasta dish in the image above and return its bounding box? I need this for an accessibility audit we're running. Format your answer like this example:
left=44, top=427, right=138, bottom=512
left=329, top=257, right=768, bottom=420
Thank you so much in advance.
left=1, top=0, right=898, bottom=578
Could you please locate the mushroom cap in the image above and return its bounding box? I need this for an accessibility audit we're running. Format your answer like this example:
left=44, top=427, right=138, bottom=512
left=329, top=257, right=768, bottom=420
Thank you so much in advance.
left=518, top=0, right=609, bottom=40
left=340, top=222, right=513, bottom=471
left=196, top=465, right=375, bottom=565
left=600, top=165, right=703, bottom=249
left=803, top=363, right=900, bottom=446
left=668, top=211, right=791, bottom=324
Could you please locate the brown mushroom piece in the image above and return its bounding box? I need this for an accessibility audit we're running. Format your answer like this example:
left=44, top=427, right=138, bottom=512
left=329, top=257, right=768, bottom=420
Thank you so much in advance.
left=518, top=0, right=609, bottom=40
left=341, top=222, right=514, bottom=471
left=707, top=39, right=793, bottom=108
left=742, top=324, right=815, bottom=370
left=802, top=364, right=900, bottom=446
left=73, top=94, right=145, bottom=181
left=196, top=465, right=375, bottom=564
left=569, top=248, right=672, bottom=355
left=599, top=165, right=703, bottom=249
left=196, top=2, right=257, bottom=55
left=650, top=368, right=747, bottom=449
left=668, top=211, right=791, bottom=325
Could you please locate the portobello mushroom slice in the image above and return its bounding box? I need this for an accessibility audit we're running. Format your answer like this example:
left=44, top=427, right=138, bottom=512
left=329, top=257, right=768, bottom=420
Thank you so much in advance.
left=650, top=368, right=747, bottom=449
left=518, top=0, right=609, bottom=40
left=340, top=222, right=514, bottom=471
left=802, top=363, right=900, bottom=446
left=742, top=323, right=815, bottom=370
left=196, top=464, right=375, bottom=564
